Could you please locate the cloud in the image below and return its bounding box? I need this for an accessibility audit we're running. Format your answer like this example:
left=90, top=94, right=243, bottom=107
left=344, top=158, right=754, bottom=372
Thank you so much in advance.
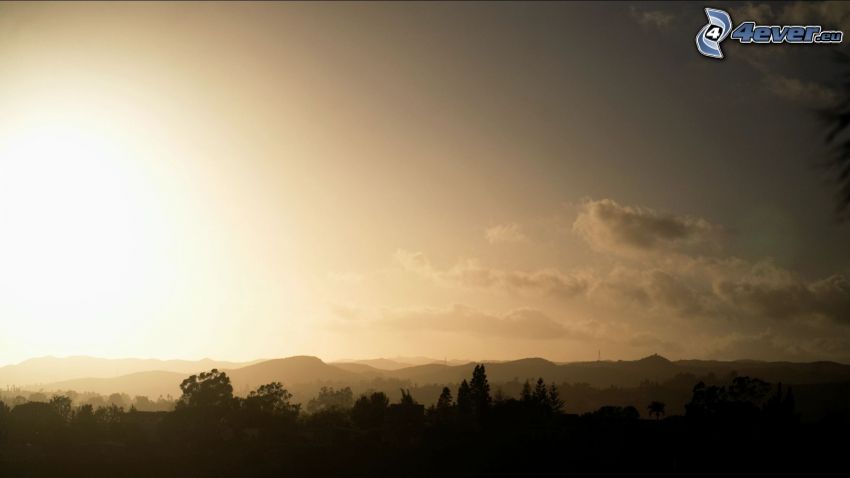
left=367, top=304, right=588, bottom=340
left=715, top=272, right=850, bottom=324
left=629, top=7, right=675, bottom=30
left=764, top=76, right=840, bottom=108
left=708, top=329, right=850, bottom=362
left=485, top=223, right=527, bottom=244
left=726, top=2, right=845, bottom=107
left=590, top=265, right=715, bottom=317
left=731, top=2, right=850, bottom=30
left=567, top=196, right=849, bottom=326
left=730, top=2, right=775, bottom=23
left=778, top=1, right=850, bottom=32
left=572, top=198, right=725, bottom=255
left=388, top=198, right=850, bottom=359
left=395, top=250, right=588, bottom=298
left=590, top=253, right=850, bottom=325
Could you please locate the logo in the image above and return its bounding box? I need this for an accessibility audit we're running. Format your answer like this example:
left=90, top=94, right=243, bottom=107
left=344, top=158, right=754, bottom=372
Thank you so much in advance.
left=696, top=7, right=844, bottom=59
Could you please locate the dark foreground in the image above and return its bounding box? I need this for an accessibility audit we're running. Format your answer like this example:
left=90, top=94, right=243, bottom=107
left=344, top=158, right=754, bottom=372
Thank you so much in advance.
left=1, top=366, right=847, bottom=477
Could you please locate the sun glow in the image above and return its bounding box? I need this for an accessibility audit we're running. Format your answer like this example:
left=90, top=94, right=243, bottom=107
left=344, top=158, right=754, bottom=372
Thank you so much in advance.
left=0, top=109, right=173, bottom=350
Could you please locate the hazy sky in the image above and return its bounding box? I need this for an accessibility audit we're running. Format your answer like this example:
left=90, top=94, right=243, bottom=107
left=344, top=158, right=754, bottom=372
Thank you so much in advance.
left=1, top=1, right=849, bottom=365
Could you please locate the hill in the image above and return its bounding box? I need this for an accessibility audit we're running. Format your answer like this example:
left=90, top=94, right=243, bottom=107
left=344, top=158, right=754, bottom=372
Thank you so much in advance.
left=225, top=356, right=359, bottom=395
left=14, top=354, right=850, bottom=403
left=0, top=356, right=256, bottom=389
left=42, top=370, right=185, bottom=398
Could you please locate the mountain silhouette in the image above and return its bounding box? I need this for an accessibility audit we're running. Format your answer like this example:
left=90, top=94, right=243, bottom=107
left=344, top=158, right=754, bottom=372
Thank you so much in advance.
left=224, top=355, right=357, bottom=394
left=0, top=356, right=257, bottom=388
left=38, top=370, right=185, bottom=398
left=14, top=354, right=850, bottom=400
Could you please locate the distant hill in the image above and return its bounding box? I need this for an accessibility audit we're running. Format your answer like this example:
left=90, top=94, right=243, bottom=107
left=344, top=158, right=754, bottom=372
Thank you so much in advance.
left=331, top=362, right=387, bottom=377
left=0, top=356, right=258, bottom=389
left=224, top=356, right=358, bottom=395
left=13, top=354, right=850, bottom=402
left=333, top=357, right=469, bottom=370
left=42, top=371, right=185, bottom=398
left=333, top=358, right=413, bottom=371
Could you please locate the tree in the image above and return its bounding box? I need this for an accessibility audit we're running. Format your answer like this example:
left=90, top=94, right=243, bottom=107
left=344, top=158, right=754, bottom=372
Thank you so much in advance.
left=469, top=364, right=491, bottom=416
left=399, top=389, right=418, bottom=406
left=49, top=395, right=72, bottom=422
left=520, top=380, right=533, bottom=402
left=436, top=387, right=453, bottom=410
left=306, top=386, right=354, bottom=413
left=548, top=383, right=564, bottom=413
left=133, top=395, right=153, bottom=412
left=533, top=378, right=548, bottom=406
left=245, top=382, right=299, bottom=417
left=71, top=404, right=97, bottom=440
left=648, top=401, right=666, bottom=420
left=177, top=369, right=235, bottom=410
left=782, top=387, right=796, bottom=417
left=821, top=52, right=850, bottom=221
left=108, top=393, right=128, bottom=409
left=728, top=376, right=771, bottom=405
left=72, top=404, right=95, bottom=424
left=8, top=402, right=65, bottom=445
left=0, top=400, right=9, bottom=442
left=351, top=391, right=389, bottom=429
left=456, top=379, right=472, bottom=414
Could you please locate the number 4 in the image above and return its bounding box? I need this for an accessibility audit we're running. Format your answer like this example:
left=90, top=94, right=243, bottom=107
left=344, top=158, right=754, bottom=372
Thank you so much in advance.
left=705, top=26, right=722, bottom=41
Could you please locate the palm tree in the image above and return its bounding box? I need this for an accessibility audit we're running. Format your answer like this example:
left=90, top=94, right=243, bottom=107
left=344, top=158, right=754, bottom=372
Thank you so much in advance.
left=820, top=52, right=850, bottom=221
left=647, top=400, right=666, bottom=420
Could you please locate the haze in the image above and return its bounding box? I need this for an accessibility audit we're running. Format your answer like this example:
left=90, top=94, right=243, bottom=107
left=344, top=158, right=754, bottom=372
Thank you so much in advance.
left=1, top=1, right=849, bottom=366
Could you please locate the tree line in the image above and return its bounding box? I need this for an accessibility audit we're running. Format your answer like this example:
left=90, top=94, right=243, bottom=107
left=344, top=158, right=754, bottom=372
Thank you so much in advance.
left=0, top=365, right=843, bottom=476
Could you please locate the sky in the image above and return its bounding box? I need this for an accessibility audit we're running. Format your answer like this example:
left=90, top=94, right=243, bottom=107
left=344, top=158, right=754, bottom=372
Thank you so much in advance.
left=0, top=1, right=849, bottom=365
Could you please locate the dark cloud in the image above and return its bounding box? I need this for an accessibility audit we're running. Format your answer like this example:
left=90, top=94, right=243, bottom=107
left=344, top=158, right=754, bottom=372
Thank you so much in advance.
left=708, top=329, right=850, bottom=362
left=732, top=1, right=850, bottom=32
left=572, top=198, right=725, bottom=255
left=395, top=250, right=588, bottom=299
left=338, top=304, right=588, bottom=341
left=764, top=75, right=840, bottom=107
left=726, top=2, right=844, bottom=106
left=590, top=266, right=714, bottom=318
left=593, top=256, right=850, bottom=326
left=715, top=273, right=850, bottom=324
left=629, top=6, right=675, bottom=30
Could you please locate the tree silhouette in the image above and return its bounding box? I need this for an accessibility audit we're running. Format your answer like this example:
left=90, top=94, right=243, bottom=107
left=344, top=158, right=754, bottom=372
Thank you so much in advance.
left=48, top=395, right=72, bottom=422
left=520, top=379, right=533, bottom=402
left=0, top=400, right=9, bottom=442
left=436, top=387, right=453, bottom=410
left=351, top=391, right=389, bottom=429
left=456, top=379, right=472, bottom=414
left=306, top=386, right=354, bottom=413
left=533, top=377, right=548, bottom=406
left=399, top=389, right=417, bottom=406
left=820, top=51, right=850, bottom=221
left=548, top=383, right=564, bottom=413
left=245, top=382, right=299, bottom=417
left=469, top=364, right=491, bottom=416
left=176, top=369, right=234, bottom=410
left=648, top=400, right=666, bottom=420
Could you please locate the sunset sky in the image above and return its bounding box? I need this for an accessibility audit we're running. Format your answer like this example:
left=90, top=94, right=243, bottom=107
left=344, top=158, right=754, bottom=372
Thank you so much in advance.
left=1, top=2, right=849, bottom=365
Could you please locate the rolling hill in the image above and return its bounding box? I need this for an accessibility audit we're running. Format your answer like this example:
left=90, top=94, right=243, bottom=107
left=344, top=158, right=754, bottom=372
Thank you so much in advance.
left=42, top=370, right=186, bottom=398
left=11, top=354, right=850, bottom=402
left=0, top=355, right=257, bottom=389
